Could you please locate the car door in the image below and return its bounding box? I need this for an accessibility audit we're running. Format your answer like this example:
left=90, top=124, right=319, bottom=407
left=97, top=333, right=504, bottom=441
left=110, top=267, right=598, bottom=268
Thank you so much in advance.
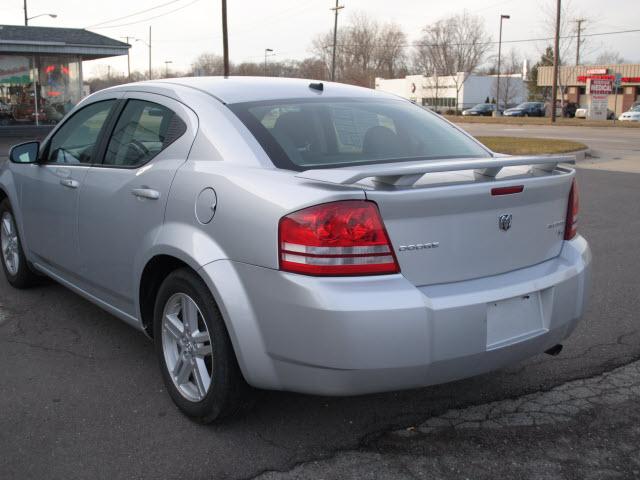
left=76, top=92, right=198, bottom=316
left=19, top=99, right=118, bottom=277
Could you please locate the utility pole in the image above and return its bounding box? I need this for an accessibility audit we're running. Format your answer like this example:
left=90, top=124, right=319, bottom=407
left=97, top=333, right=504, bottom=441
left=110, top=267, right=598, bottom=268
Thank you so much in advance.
left=551, top=0, right=561, bottom=123
left=148, top=26, right=152, bottom=80
left=23, top=0, right=28, bottom=25
left=222, top=0, right=230, bottom=76
left=330, top=0, right=344, bottom=81
left=120, top=36, right=132, bottom=81
left=575, top=18, right=586, bottom=66
left=495, top=14, right=510, bottom=116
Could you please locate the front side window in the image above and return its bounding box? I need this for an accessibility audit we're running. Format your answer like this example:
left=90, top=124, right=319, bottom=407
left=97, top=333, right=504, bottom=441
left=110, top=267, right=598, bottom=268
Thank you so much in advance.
left=229, top=98, right=489, bottom=170
left=45, top=100, right=115, bottom=164
left=103, top=99, right=186, bottom=167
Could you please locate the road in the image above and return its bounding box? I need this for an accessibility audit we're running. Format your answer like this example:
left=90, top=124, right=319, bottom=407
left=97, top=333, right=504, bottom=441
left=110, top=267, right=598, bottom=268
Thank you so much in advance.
left=459, top=122, right=640, bottom=173
left=0, top=126, right=639, bottom=479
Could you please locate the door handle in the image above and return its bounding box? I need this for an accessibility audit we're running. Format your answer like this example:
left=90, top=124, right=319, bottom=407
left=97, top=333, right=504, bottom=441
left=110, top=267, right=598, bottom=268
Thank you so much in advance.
left=60, top=179, right=79, bottom=189
left=132, top=188, right=160, bottom=200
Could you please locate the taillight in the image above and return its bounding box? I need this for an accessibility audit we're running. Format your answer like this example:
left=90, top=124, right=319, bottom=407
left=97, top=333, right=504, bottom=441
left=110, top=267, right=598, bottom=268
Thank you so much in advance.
left=278, top=200, right=400, bottom=276
left=564, top=179, right=579, bottom=240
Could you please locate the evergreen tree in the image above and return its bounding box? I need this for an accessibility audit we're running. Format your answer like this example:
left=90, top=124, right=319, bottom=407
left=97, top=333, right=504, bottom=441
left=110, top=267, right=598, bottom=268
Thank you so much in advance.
left=528, top=46, right=554, bottom=101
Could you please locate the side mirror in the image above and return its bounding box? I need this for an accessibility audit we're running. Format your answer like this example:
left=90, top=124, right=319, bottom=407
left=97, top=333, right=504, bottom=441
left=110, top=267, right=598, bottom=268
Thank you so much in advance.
left=9, top=141, right=40, bottom=164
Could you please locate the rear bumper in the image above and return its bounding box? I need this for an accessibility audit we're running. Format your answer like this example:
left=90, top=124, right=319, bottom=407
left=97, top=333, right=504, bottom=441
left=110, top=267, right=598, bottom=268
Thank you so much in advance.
left=200, top=236, right=591, bottom=396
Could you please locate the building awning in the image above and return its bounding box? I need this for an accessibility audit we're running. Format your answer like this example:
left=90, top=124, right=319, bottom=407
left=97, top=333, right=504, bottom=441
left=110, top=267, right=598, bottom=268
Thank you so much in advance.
left=537, top=64, right=640, bottom=87
left=0, top=25, right=129, bottom=60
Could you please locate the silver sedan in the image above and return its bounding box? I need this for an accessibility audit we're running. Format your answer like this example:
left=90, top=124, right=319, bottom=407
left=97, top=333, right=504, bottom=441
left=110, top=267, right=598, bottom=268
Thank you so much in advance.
left=0, top=77, right=591, bottom=422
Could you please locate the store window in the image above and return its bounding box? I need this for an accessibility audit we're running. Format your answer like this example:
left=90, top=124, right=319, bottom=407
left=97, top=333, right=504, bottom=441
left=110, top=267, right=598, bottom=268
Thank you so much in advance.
left=0, top=54, right=82, bottom=126
left=38, top=56, right=81, bottom=124
left=0, top=55, right=35, bottom=126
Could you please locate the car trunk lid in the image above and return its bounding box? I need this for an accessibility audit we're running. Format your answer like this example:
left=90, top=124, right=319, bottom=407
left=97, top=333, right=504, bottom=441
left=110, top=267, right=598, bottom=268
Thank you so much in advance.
left=297, top=155, right=575, bottom=286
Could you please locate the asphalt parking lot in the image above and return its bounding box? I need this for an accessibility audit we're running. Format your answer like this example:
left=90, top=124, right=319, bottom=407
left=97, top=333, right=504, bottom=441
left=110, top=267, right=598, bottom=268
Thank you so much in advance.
left=1, top=125, right=639, bottom=479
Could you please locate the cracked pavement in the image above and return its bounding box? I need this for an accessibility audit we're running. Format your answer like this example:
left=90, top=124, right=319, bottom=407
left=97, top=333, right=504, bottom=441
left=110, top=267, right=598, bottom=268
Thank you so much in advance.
left=1, top=130, right=639, bottom=479
left=257, top=359, right=640, bottom=479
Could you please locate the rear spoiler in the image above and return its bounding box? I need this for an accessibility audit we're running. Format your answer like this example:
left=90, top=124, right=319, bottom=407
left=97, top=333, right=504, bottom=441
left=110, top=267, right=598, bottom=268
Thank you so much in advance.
left=296, top=155, right=575, bottom=186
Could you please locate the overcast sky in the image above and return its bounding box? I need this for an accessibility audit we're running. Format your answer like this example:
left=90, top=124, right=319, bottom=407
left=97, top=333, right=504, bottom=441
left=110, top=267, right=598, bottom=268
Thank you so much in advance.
left=2, top=0, right=639, bottom=78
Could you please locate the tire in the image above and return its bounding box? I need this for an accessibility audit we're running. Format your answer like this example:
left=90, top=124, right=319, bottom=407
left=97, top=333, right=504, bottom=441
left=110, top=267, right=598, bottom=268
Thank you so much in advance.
left=0, top=199, right=39, bottom=288
left=153, top=268, right=251, bottom=423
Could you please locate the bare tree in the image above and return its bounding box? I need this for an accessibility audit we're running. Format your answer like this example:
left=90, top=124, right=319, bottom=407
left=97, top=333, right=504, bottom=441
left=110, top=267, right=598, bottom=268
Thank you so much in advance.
left=491, top=49, right=523, bottom=108
left=375, top=22, right=408, bottom=78
left=192, top=53, right=225, bottom=76
left=295, top=57, right=329, bottom=80
left=594, top=50, right=626, bottom=65
left=414, top=12, right=491, bottom=112
left=311, top=12, right=408, bottom=87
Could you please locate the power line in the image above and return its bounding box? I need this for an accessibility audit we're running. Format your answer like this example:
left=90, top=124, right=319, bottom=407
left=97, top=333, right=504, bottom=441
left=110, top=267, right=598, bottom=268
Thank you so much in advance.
left=86, top=0, right=182, bottom=28
left=89, top=0, right=201, bottom=29
left=322, top=28, right=640, bottom=49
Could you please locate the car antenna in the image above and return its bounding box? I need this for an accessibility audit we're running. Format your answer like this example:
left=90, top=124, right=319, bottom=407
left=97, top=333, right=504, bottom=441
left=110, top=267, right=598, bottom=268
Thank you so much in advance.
left=309, top=82, right=324, bottom=92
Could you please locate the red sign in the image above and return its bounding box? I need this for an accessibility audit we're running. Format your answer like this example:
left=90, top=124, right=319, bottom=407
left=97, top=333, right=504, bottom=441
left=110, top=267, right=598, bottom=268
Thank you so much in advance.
left=588, top=78, right=613, bottom=95
left=586, top=68, right=608, bottom=75
left=577, top=74, right=614, bottom=82
left=578, top=75, right=640, bottom=84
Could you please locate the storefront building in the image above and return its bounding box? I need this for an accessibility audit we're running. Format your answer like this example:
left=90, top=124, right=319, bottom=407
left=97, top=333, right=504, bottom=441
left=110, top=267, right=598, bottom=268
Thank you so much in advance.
left=537, top=64, right=640, bottom=114
left=0, top=25, right=128, bottom=127
left=375, top=73, right=526, bottom=112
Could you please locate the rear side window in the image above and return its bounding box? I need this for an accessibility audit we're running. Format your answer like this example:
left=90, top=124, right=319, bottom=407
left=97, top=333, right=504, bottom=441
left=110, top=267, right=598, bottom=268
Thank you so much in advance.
left=103, top=99, right=186, bottom=167
left=229, top=98, right=489, bottom=171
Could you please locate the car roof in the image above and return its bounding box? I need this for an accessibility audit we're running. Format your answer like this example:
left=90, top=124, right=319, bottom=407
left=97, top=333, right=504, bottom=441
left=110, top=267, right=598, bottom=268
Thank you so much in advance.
left=114, top=76, right=399, bottom=105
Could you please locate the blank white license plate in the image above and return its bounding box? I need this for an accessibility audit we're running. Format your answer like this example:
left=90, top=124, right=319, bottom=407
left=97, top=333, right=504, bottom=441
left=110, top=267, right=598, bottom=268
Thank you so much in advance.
left=486, top=292, right=544, bottom=350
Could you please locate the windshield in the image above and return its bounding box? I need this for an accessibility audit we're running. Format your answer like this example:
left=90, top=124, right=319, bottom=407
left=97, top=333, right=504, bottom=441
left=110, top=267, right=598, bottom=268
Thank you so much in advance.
left=471, top=104, right=492, bottom=110
left=229, top=97, right=490, bottom=170
left=631, top=105, right=640, bottom=112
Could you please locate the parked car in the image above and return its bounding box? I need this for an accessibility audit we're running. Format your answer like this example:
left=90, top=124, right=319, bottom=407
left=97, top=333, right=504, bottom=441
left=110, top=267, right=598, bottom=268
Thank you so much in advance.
left=462, top=103, right=497, bottom=116
left=574, top=107, right=615, bottom=120
left=0, top=77, right=591, bottom=422
left=618, top=105, right=640, bottom=122
left=503, top=102, right=546, bottom=117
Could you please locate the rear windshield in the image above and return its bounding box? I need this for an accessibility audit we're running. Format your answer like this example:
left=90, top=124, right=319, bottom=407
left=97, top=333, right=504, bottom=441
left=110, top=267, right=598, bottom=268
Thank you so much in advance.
left=228, top=97, right=490, bottom=170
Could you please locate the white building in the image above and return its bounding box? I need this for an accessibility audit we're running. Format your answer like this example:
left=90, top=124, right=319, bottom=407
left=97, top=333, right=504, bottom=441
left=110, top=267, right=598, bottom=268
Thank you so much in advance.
left=375, top=73, right=527, bottom=111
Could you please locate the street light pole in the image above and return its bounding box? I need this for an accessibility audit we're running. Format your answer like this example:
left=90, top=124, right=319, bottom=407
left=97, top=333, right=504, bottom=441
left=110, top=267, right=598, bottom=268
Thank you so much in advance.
left=330, top=0, right=344, bottom=81
left=23, top=0, right=28, bottom=25
left=25, top=12, right=58, bottom=24
left=135, top=34, right=152, bottom=80
left=551, top=0, right=561, bottom=123
left=495, top=14, right=510, bottom=116
left=264, top=48, right=273, bottom=76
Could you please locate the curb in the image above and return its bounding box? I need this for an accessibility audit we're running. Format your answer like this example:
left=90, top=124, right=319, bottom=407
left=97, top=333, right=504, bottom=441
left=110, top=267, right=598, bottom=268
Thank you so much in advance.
left=571, top=148, right=589, bottom=162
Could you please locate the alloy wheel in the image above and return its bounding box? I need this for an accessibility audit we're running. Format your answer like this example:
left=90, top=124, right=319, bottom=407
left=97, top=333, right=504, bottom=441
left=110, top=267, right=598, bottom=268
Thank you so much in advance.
left=1, top=211, right=20, bottom=276
left=161, top=293, right=214, bottom=402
